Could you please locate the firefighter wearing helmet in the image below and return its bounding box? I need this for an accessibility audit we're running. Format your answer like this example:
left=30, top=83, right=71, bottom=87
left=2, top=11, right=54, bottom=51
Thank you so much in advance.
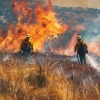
left=74, top=36, right=88, bottom=64
left=20, top=34, right=33, bottom=60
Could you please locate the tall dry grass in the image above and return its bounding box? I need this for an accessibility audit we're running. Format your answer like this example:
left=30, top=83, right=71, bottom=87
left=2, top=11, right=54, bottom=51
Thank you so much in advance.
left=0, top=54, right=100, bottom=100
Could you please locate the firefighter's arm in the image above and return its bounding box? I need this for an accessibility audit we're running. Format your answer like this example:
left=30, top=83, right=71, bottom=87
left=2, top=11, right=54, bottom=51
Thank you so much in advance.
left=84, top=42, right=88, bottom=49
left=20, top=40, right=24, bottom=50
left=31, top=44, right=33, bottom=50
left=30, top=42, right=33, bottom=50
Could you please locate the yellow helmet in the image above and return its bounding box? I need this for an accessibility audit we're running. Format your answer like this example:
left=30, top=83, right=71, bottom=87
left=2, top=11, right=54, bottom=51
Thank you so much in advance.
left=26, top=34, right=31, bottom=38
left=77, top=36, right=82, bottom=40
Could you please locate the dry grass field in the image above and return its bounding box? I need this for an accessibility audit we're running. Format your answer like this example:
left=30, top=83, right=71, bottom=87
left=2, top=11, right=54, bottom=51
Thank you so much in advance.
left=0, top=52, right=100, bottom=100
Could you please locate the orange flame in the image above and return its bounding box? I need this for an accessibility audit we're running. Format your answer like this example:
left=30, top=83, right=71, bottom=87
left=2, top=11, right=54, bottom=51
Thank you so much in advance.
left=0, top=0, right=68, bottom=53
left=88, top=42, right=100, bottom=55
left=1, top=0, right=99, bottom=56
left=51, top=33, right=78, bottom=56
left=65, top=33, right=78, bottom=55
left=51, top=33, right=100, bottom=56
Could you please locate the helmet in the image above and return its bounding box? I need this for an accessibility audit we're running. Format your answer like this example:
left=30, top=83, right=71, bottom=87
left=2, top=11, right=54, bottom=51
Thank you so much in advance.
left=26, top=34, right=31, bottom=38
left=77, top=36, right=82, bottom=40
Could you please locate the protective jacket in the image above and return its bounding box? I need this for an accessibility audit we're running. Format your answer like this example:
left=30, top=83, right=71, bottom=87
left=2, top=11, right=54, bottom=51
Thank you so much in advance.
left=74, top=40, right=88, bottom=54
left=20, top=39, right=33, bottom=52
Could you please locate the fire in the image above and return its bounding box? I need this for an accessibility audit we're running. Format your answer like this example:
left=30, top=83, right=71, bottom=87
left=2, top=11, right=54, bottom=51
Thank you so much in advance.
left=0, top=0, right=99, bottom=56
left=0, top=0, right=68, bottom=53
left=51, top=32, right=100, bottom=56
left=64, top=33, right=78, bottom=55
left=51, top=33, right=78, bottom=56
left=64, top=34, right=100, bottom=56
left=88, top=42, right=100, bottom=55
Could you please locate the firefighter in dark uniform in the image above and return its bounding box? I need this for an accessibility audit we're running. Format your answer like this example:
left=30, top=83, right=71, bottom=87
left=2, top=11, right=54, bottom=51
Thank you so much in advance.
left=20, top=34, right=33, bottom=61
left=74, top=36, right=88, bottom=64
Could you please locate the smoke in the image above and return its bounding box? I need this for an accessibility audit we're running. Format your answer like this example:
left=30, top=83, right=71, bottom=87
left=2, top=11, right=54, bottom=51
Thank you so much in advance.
left=49, top=5, right=100, bottom=56
left=86, top=54, right=100, bottom=72
left=3, top=54, right=10, bottom=62
left=0, top=0, right=100, bottom=57
left=83, top=27, right=100, bottom=55
left=69, top=55, right=77, bottom=62
left=0, top=0, right=11, bottom=7
left=36, top=0, right=48, bottom=5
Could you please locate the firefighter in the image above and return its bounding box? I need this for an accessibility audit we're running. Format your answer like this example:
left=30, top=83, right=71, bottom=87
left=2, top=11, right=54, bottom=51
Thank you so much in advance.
left=20, top=34, right=33, bottom=61
left=74, top=36, right=88, bottom=64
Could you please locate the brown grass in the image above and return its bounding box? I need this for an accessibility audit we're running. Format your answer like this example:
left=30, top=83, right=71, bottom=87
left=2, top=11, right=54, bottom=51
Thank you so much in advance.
left=0, top=54, right=100, bottom=100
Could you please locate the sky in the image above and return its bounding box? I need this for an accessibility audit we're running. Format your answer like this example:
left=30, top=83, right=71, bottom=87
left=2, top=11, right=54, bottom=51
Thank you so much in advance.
left=0, top=0, right=100, bottom=9
left=43, top=0, right=100, bottom=9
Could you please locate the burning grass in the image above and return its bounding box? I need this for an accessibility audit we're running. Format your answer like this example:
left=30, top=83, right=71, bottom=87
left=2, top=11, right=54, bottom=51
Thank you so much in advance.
left=0, top=0, right=68, bottom=53
left=0, top=55, right=100, bottom=100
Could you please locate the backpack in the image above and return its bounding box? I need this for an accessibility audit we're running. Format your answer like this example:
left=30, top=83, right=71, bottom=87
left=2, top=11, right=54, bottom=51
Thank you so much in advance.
left=78, top=42, right=88, bottom=54
left=21, top=40, right=31, bottom=52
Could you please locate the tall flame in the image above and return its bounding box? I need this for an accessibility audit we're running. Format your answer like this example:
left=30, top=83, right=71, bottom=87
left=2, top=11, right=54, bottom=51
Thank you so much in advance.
left=0, top=0, right=99, bottom=56
left=51, top=33, right=78, bottom=56
left=65, top=33, right=78, bottom=55
left=0, top=0, right=68, bottom=52
left=51, top=32, right=100, bottom=56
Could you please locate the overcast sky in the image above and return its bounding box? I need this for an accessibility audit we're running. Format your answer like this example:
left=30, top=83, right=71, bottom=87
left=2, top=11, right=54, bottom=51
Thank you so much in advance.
left=43, top=0, right=100, bottom=9
left=0, top=0, right=100, bottom=9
